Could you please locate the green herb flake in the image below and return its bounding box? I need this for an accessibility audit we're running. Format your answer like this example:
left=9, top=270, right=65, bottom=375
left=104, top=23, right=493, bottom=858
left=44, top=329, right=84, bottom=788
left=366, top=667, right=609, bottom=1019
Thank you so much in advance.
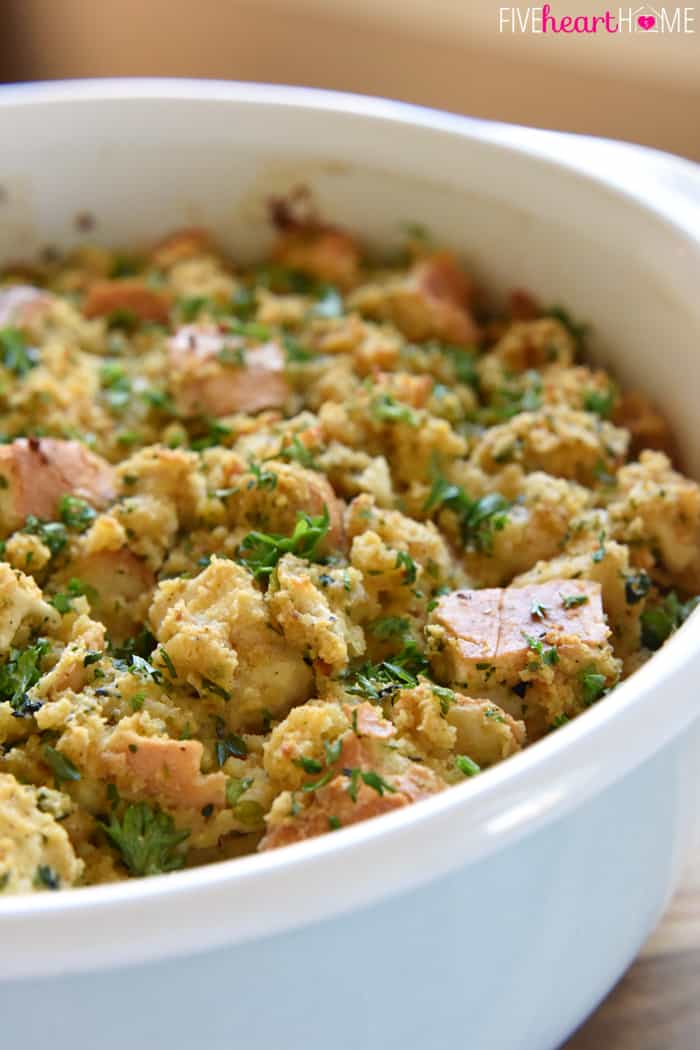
left=640, top=592, right=700, bottom=651
left=215, top=719, right=248, bottom=765
left=283, top=335, right=315, bottom=364
left=592, top=532, right=607, bottom=563
left=239, top=504, right=330, bottom=580
left=562, top=594, right=589, bottom=610
left=0, top=327, right=40, bottom=376
left=158, top=647, right=177, bottom=678
left=583, top=387, right=616, bottom=419
left=42, top=744, right=81, bottom=787
left=580, top=669, right=607, bottom=706
left=625, top=571, right=651, bottom=605
left=21, top=515, right=68, bottom=557
left=544, top=305, right=589, bottom=353
left=0, top=638, right=49, bottom=717
left=248, top=461, right=278, bottom=491
left=301, top=769, right=335, bottom=793
left=395, top=550, right=417, bottom=584
left=311, top=285, right=344, bottom=319
left=455, top=755, right=480, bottom=777
left=423, top=468, right=510, bottom=554
left=34, top=865, right=60, bottom=890
left=345, top=768, right=397, bottom=801
left=279, top=434, right=318, bottom=469
left=371, top=393, right=417, bottom=426
left=101, top=802, right=189, bottom=876
left=234, top=800, right=265, bottom=827
left=368, top=616, right=410, bottom=640
left=293, top=755, right=324, bottom=775
left=432, top=684, right=456, bottom=714
left=344, top=641, right=428, bottom=701
left=226, top=776, right=253, bottom=807
left=177, top=295, right=212, bottom=322
left=59, top=494, right=97, bottom=532
left=217, top=344, right=246, bottom=367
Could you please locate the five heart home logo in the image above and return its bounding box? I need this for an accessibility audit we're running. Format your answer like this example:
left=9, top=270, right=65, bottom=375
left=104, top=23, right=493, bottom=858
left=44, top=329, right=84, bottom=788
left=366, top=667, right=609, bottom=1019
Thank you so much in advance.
left=498, top=4, right=696, bottom=32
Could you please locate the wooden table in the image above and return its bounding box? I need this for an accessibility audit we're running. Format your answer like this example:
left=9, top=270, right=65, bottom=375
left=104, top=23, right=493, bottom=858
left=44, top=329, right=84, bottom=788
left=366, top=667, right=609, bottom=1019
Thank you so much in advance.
left=564, top=853, right=700, bottom=1048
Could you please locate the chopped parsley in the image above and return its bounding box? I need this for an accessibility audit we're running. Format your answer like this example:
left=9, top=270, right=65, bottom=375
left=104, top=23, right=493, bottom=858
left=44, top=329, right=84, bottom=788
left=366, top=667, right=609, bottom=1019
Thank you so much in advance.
left=562, top=593, right=589, bottom=609
left=217, top=344, right=246, bottom=367
left=225, top=318, right=272, bottom=341
left=34, top=865, right=61, bottom=890
left=42, top=744, right=81, bottom=787
left=430, top=343, right=478, bottom=388
left=544, top=305, right=589, bottom=353
left=59, top=494, right=97, bottom=532
left=530, top=600, right=548, bottom=621
left=395, top=550, right=417, bottom=584
left=371, top=393, right=417, bottom=426
left=248, top=461, right=278, bottom=491
left=311, top=285, right=344, bottom=319
left=625, top=571, right=651, bottom=605
left=49, top=577, right=97, bottom=614
left=21, top=515, right=68, bottom=557
left=158, top=647, right=177, bottom=679
left=101, top=802, right=189, bottom=876
left=177, top=295, right=213, bottom=322
left=278, top=434, right=318, bottom=469
left=140, top=387, right=175, bottom=413
left=0, top=639, right=49, bottom=718
left=123, top=653, right=162, bottom=683
left=580, top=669, right=607, bottom=706
left=592, top=531, right=607, bottom=563
left=190, top=418, right=233, bottom=451
left=110, top=255, right=141, bottom=278
left=583, top=387, right=616, bottom=419
left=368, top=616, right=410, bottom=640
left=487, top=372, right=542, bottom=421
left=300, top=769, right=336, bottom=793
left=231, top=285, right=256, bottom=320
left=455, top=755, right=480, bottom=777
left=423, top=470, right=510, bottom=554
left=345, top=767, right=396, bottom=803
left=214, top=718, right=248, bottom=765
left=226, top=776, right=253, bottom=807
left=432, top=684, right=456, bottom=714
left=640, top=592, right=700, bottom=651
left=344, top=641, right=428, bottom=701
left=201, top=677, right=230, bottom=701
left=293, top=755, right=324, bottom=775
left=523, top=632, right=558, bottom=667
left=99, top=362, right=131, bottom=410
left=238, top=505, right=330, bottom=580
left=0, top=327, right=40, bottom=376
left=283, top=335, right=315, bottom=364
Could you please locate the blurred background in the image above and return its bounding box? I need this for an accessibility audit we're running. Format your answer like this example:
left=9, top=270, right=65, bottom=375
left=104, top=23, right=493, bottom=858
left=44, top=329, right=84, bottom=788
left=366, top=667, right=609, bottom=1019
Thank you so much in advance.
left=1, top=0, right=699, bottom=160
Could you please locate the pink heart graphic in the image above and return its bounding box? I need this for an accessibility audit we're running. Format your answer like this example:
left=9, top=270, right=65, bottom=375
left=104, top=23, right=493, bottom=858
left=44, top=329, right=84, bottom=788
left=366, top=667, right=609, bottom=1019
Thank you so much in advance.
left=638, top=14, right=656, bottom=29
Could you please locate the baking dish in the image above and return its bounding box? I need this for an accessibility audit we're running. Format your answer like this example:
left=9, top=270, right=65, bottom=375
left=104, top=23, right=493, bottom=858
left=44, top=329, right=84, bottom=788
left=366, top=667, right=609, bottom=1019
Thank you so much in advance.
left=0, top=79, right=699, bottom=1050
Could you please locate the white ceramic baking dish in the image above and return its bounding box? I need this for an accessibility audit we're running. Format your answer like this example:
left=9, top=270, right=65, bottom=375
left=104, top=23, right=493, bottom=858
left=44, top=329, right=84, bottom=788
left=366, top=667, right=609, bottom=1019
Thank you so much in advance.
left=1, top=80, right=700, bottom=1050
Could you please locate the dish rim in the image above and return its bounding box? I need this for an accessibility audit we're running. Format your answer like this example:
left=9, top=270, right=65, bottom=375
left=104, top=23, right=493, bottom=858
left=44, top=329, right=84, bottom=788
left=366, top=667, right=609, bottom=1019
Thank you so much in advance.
left=0, top=77, right=699, bottom=940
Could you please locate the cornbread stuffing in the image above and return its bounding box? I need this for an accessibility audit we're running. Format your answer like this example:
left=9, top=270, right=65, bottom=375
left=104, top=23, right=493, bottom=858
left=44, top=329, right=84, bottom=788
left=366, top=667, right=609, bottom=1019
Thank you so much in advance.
left=0, top=212, right=697, bottom=892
